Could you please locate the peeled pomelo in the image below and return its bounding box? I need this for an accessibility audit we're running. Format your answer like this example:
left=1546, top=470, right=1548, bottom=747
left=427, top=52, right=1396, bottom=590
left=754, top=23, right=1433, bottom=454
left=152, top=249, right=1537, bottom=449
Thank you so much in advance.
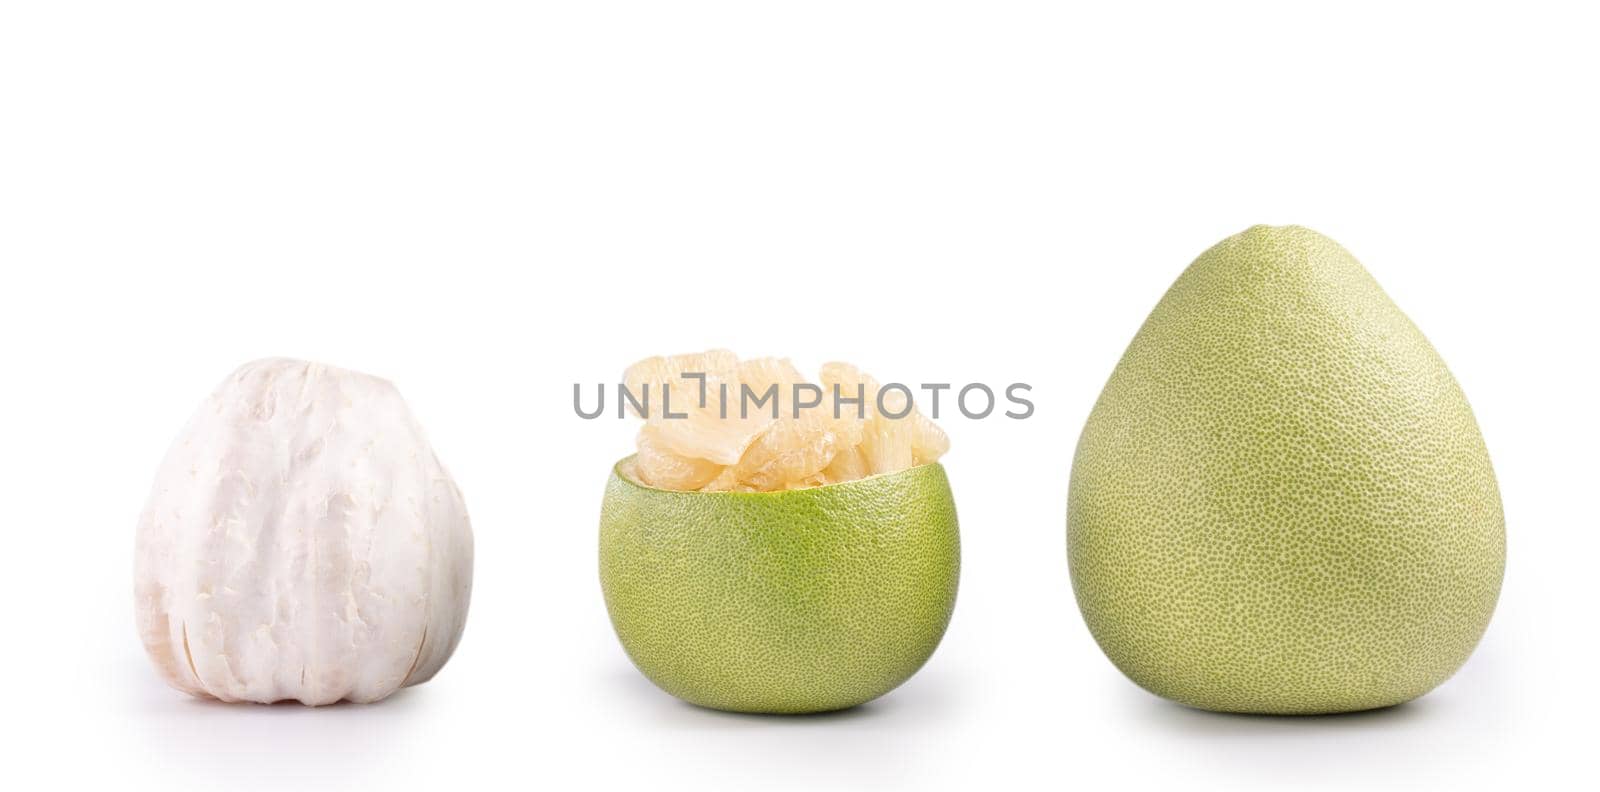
left=600, top=459, right=959, bottom=713
left=1067, top=225, right=1505, bottom=714
left=135, top=358, right=473, bottom=705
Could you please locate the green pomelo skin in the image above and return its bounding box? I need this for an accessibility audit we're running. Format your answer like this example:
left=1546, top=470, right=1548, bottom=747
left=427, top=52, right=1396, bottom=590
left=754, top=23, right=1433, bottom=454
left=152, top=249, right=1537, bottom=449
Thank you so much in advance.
left=1068, top=225, right=1505, bottom=715
left=600, top=460, right=960, bottom=714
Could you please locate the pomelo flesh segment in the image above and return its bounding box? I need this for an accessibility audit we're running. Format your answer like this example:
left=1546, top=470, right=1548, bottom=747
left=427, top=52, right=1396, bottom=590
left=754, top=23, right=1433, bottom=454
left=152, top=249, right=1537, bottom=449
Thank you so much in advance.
left=633, top=427, right=724, bottom=491
left=623, top=350, right=771, bottom=465
left=735, top=356, right=806, bottom=402
left=823, top=445, right=869, bottom=483
left=622, top=351, right=949, bottom=492
left=820, top=362, right=949, bottom=476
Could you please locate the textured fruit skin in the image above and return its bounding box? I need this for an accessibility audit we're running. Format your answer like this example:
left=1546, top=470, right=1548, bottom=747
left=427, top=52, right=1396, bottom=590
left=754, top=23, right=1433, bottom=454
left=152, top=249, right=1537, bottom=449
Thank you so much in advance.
left=600, top=460, right=959, bottom=713
left=1068, top=225, right=1505, bottom=714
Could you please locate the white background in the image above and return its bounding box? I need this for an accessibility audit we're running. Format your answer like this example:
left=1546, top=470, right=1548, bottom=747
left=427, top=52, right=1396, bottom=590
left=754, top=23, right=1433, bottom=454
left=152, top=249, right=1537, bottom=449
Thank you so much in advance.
left=2, top=2, right=1596, bottom=790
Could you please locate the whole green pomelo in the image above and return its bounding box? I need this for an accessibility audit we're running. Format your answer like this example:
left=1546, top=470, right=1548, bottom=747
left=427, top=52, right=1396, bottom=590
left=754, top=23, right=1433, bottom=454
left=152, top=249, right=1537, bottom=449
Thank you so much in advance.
left=1067, top=225, right=1505, bottom=714
left=600, top=460, right=959, bottom=714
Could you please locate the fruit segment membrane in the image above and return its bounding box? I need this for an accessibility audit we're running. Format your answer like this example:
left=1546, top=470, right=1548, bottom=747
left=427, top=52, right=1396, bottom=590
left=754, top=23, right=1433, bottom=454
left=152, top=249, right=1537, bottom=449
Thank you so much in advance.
left=620, top=350, right=949, bottom=491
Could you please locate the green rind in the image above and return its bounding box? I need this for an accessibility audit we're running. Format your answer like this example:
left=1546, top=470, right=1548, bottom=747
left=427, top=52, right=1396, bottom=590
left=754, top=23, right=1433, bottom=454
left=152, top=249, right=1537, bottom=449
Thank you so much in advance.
left=600, top=461, right=960, bottom=714
left=1067, top=225, right=1506, bottom=714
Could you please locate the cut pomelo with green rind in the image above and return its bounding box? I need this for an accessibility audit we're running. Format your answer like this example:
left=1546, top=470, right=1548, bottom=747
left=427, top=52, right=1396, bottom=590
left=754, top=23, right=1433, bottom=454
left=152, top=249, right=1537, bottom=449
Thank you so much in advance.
left=600, top=459, right=960, bottom=714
